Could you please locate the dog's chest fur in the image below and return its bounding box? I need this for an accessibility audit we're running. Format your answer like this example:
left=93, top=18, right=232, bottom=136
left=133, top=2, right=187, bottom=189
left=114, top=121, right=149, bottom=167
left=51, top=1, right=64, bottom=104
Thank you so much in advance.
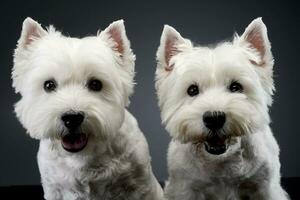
left=37, top=111, right=154, bottom=200
left=167, top=128, right=278, bottom=199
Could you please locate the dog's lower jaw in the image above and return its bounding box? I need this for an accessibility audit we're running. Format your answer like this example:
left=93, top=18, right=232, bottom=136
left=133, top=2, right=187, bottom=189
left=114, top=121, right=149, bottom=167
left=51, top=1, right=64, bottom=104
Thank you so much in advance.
left=203, top=131, right=228, bottom=155
left=61, top=133, right=88, bottom=153
left=204, top=142, right=227, bottom=155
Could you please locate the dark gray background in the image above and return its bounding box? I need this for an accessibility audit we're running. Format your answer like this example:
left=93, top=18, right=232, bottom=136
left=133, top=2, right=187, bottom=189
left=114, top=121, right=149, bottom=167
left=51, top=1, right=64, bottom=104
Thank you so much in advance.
left=0, top=0, right=299, bottom=186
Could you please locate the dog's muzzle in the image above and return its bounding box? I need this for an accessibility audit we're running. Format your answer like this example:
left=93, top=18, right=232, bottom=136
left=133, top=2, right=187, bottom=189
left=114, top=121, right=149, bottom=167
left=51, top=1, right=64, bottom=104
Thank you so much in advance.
left=60, top=112, right=88, bottom=153
left=203, top=111, right=228, bottom=155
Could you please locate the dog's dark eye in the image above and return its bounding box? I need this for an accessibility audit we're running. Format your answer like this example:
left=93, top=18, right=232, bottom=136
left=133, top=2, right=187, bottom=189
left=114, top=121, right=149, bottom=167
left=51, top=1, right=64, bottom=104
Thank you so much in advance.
left=229, top=81, right=243, bottom=93
left=87, top=78, right=102, bottom=92
left=187, top=84, right=199, bottom=96
left=44, top=80, right=57, bottom=92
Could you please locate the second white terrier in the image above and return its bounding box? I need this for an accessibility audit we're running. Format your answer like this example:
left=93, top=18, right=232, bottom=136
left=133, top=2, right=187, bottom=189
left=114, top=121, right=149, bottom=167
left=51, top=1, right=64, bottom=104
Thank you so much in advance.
left=12, top=18, right=163, bottom=200
left=155, top=18, right=289, bottom=199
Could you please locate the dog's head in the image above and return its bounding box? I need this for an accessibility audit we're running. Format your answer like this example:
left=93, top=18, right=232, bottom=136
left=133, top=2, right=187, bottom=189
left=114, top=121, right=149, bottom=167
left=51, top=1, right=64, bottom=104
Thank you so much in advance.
left=12, top=18, right=135, bottom=153
left=156, top=18, right=274, bottom=155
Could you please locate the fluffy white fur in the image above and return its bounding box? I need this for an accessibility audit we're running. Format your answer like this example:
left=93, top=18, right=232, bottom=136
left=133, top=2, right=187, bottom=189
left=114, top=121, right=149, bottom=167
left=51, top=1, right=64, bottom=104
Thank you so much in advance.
left=13, top=17, right=163, bottom=200
left=156, top=18, right=289, bottom=200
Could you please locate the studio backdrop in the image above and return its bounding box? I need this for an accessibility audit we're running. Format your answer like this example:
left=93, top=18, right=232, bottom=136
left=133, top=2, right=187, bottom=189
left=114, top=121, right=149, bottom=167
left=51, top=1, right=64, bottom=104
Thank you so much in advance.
left=0, top=0, right=299, bottom=185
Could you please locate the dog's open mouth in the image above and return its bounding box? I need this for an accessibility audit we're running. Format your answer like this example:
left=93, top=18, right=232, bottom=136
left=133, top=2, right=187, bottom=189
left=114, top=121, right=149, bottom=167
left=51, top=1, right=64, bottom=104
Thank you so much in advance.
left=61, top=133, right=88, bottom=153
left=204, top=132, right=228, bottom=155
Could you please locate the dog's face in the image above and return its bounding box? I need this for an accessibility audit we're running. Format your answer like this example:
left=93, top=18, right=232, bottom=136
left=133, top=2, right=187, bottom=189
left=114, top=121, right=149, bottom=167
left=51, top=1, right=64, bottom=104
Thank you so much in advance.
left=13, top=18, right=135, bottom=153
left=156, top=18, right=274, bottom=155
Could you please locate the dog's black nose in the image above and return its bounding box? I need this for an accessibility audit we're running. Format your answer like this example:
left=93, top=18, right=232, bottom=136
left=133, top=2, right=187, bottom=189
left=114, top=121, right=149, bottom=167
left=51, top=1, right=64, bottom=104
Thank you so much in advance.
left=203, top=111, right=226, bottom=130
left=61, top=113, right=84, bottom=130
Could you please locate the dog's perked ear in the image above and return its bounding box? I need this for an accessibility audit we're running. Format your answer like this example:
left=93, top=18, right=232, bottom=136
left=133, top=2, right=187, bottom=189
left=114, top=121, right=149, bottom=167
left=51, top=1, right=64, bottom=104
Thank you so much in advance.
left=13, top=17, right=48, bottom=94
left=99, top=20, right=135, bottom=106
left=238, top=18, right=275, bottom=105
left=156, top=25, right=192, bottom=71
left=99, top=20, right=134, bottom=61
left=240, top=17, right=273, bottom=68
left=17, top=17, right=47, bottom=49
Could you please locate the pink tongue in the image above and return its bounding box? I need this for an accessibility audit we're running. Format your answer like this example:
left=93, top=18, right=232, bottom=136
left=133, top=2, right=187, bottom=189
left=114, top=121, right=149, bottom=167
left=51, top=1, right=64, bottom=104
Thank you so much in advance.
left=62, top=134, right=88, bottom=152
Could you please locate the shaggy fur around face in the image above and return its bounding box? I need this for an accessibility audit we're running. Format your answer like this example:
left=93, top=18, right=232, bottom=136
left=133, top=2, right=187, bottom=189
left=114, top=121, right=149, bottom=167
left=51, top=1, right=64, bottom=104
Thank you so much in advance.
left=156, top=18, right=289, bottom=200
left=13, top=18, right=163, bottom=200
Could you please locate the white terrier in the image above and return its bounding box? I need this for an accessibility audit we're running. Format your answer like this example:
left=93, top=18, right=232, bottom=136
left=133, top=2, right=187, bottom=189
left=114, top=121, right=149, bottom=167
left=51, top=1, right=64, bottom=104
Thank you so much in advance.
left=12, top=17, right=163, bottom=200
left=155, top=18, right=289, bottom=200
